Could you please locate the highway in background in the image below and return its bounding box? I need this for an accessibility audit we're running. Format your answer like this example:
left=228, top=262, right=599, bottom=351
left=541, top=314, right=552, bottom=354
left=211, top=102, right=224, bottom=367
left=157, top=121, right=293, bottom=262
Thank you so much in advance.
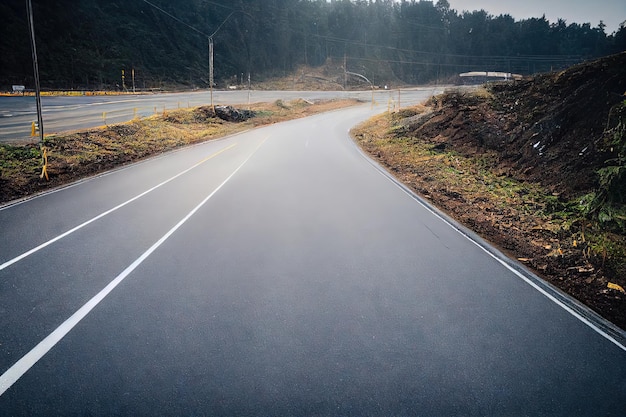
left=1, top=100, right=625, bottom=415
left=0, top=88, right=440, bottom=142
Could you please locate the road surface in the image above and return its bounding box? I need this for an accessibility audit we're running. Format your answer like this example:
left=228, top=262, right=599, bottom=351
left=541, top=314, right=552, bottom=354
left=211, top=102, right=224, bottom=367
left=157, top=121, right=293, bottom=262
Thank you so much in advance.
left=1, top=102, right=625, bottom=415
left=0, top=88, right=435, bottom=142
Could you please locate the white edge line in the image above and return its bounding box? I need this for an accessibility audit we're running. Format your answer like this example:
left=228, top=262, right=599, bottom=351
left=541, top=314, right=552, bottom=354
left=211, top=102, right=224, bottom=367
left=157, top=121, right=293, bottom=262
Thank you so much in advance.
left=0, top=143, right=236, bottom=272
left=350, top=128, right=626, bottom=353
left=484, top=248, right=626, bottom=352
left=0, top=125, right=260, bottom=212
left=372, top=156, right=626, bottom=353
left=0, top=138, right=264, bottom=396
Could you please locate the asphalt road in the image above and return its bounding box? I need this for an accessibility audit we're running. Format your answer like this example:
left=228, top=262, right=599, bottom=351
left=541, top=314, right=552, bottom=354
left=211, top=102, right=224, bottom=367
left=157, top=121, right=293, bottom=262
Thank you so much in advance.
left=0, top=88, right=436, bottom=142
left=1, top=102, right=625, bottom=416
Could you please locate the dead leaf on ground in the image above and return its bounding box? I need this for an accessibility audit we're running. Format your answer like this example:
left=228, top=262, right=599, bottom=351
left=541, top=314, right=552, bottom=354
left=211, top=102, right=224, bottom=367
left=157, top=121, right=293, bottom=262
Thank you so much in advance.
left=607, top=282, right=626, bottom=294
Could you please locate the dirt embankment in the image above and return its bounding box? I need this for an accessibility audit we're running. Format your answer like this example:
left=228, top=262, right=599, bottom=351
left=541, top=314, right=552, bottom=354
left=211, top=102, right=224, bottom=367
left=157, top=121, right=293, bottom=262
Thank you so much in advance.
left=354, top=52, right=626, bottom=329
left=428, top=53, right=625, bottom=199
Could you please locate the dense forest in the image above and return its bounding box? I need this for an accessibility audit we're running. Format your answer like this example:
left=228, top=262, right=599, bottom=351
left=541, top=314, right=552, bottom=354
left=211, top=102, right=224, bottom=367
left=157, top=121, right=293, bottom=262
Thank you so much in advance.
left=1, top=0, right=624, bottom=90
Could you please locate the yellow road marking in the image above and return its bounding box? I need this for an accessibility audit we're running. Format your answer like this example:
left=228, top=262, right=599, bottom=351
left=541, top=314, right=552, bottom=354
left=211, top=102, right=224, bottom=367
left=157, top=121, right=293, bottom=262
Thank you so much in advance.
left=194, top=143, right=238, bottom=167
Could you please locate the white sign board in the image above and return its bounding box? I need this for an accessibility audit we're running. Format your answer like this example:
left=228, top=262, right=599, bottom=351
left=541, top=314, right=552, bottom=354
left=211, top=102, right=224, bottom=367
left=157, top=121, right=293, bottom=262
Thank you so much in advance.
left=12, top=85, right=25, bottom=92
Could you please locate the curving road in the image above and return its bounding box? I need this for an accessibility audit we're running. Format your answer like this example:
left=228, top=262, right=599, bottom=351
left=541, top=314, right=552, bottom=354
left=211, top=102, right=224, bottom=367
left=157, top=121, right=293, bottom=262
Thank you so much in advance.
left=0, top=88, right=437, bottom=142
left=1, top=100, right=625, bottom=415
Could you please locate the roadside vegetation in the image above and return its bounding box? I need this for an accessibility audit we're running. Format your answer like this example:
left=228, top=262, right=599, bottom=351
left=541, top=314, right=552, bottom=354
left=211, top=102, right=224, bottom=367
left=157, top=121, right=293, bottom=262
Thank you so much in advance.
left=0, top=99, right=359, bottom=204
left=353, top=53, right=626, bottom=329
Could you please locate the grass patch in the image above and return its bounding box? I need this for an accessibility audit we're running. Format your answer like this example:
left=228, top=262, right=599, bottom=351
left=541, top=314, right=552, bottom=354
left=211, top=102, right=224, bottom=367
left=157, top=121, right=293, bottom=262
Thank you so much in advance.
left=0, top=99, right=360, bottom=204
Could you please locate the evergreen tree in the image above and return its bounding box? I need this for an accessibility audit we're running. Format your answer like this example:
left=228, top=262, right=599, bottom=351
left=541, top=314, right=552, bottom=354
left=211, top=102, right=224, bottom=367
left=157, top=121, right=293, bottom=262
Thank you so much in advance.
left=0, top=0, right=620, bottom=90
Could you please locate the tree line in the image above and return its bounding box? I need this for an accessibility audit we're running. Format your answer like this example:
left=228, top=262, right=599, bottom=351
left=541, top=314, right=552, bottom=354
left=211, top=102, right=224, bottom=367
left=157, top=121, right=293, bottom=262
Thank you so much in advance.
left=1, top=0, right=624, bottom=90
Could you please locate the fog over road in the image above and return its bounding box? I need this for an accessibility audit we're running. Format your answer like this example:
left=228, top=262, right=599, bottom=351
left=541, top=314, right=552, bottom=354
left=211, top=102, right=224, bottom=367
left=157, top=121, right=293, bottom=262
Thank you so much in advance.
left=0, top=100, right=625, bottom=415
left=0, top=88, right=436, bottom=142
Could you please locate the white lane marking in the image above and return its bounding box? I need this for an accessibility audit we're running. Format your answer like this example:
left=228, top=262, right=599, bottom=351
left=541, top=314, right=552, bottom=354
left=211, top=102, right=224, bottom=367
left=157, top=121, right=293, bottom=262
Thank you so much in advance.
left=0, top=143, right=237, bottom=272
left=369, top=153, right=626, bottom=353
left=484, top=246, right=626, bottom=353
left=0, top=137, right=266, bottom=396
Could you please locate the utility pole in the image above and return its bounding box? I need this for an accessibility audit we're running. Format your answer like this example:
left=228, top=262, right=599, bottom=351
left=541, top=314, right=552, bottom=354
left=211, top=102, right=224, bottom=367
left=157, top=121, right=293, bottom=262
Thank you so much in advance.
left=26, top=0, right=44, bottom=147
left=247, top=72, right=251, bottom=109
left=209, top=37, right=214, bottom=109
left=141, top=1, right=237, bottom=107
left=304, top=30, right=308, bottom=66
left=207, top=12, right=235, bottom=110
left=343, top=53, right=347, bottom=90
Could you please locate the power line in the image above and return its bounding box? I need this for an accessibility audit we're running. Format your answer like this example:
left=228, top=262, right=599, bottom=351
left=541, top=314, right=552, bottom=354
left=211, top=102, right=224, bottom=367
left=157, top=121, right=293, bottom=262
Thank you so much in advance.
left=210, top=12, right=235, bottom=38
left=142, top=1, right=248, bottom=39
left=201, top=0, right=239, bottom=13
left=254, top=1, right=586, bottom=63
left=297, top=28, right=583, bottom=63
left=142, top=0, right=211, bottom=38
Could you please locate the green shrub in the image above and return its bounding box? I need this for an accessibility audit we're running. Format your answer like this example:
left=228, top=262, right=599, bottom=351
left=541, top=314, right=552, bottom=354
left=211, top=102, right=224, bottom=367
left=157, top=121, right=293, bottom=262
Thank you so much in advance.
left=588, top=101, right=626, bottom=231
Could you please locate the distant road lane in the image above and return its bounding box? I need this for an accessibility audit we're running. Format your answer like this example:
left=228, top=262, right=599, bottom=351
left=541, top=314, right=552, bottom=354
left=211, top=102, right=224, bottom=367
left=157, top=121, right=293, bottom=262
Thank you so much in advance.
left=0, top=101, right=625, bottom=415
left=0, top=88, right=437, bottom=142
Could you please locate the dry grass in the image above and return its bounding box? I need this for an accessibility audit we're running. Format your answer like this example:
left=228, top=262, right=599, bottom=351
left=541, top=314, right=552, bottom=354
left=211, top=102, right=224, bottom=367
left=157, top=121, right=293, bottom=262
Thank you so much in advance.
left=354, top=112, right=551, bottom=219
left=352, top=106, right=626, bottom=330
left=0, top=99, right=360, bottom=204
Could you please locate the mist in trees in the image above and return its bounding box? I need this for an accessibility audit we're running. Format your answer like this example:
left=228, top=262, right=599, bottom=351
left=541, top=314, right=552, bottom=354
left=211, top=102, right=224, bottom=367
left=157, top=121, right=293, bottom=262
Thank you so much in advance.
left=1, top=0, right=624, bottom=90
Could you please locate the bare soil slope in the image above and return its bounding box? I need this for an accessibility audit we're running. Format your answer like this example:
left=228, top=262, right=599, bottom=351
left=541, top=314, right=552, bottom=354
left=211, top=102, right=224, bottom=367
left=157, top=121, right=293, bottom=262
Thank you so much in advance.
left=426, top=52, right=625, bottom=198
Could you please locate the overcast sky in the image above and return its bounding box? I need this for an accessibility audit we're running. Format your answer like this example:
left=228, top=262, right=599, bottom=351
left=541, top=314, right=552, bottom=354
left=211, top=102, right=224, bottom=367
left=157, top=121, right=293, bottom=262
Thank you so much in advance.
left=445, top=0, right=626, bottom=34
